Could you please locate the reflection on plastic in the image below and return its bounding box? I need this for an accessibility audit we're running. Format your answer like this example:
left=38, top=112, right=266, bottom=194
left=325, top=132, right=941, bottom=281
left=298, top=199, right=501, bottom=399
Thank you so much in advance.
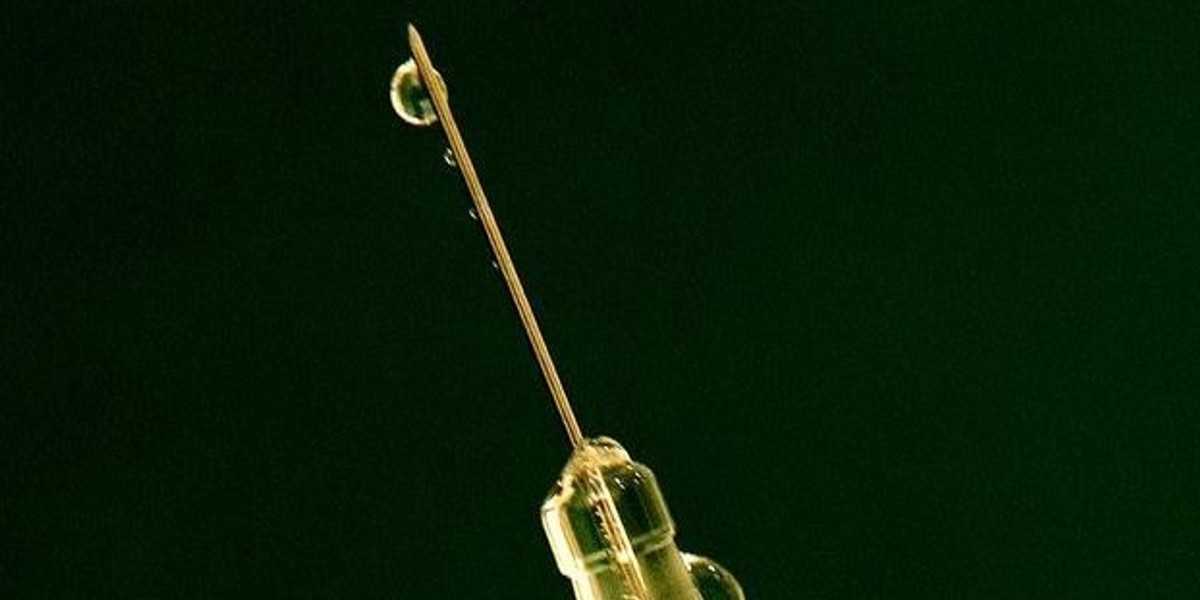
left=542, top=438, right=745, bottom=600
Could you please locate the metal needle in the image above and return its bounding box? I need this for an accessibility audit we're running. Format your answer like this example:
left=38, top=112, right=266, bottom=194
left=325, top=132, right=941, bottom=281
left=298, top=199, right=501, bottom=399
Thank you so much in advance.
left=406, top=24, right=585, bottom=450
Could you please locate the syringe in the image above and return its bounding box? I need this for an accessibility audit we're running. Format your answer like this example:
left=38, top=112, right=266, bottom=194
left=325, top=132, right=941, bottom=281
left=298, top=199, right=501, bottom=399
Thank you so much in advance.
left=391, top=25, right=746, bottom=600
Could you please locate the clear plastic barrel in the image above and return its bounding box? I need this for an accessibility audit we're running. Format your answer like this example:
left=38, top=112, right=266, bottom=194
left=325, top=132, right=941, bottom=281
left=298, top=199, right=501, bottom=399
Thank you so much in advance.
left=541, top=437, right=745, bottom=600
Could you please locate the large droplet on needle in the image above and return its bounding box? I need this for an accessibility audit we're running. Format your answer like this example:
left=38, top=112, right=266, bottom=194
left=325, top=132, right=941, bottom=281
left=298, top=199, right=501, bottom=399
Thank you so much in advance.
left=390, top=58, right=437, bottom=126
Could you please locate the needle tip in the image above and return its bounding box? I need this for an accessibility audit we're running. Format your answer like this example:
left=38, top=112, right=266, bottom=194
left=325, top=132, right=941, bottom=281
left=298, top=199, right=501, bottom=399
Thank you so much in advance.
left=407, top=23, right=422, bottom=47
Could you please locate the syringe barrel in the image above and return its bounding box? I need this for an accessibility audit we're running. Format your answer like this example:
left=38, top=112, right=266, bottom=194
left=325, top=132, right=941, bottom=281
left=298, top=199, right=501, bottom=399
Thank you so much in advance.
left=541, top=438, right=744, bottom=600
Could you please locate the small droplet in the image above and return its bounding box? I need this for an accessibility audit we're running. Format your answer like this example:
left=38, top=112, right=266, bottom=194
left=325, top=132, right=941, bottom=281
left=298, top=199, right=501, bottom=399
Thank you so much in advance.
left=468, top=208, right=478, bottom=221
left=490, top=260, right=500, bottom=271
left=443, top=147, right=458, bottom=167
left=390, top=58, right=437, bottom=126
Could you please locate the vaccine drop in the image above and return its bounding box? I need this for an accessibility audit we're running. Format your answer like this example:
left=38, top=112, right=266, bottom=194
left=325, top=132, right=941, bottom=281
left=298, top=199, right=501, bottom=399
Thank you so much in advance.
left=390, top=58, right=437, bottom=126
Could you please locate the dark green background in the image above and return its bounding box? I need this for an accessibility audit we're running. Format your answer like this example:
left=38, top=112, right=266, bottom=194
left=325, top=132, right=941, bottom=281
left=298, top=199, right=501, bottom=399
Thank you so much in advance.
left=5, top=1, right=1198, bottom=598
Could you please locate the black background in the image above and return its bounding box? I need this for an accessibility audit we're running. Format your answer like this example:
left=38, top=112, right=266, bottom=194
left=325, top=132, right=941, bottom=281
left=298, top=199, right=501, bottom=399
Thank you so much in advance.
left=5, top=1, right=1199, bottom=598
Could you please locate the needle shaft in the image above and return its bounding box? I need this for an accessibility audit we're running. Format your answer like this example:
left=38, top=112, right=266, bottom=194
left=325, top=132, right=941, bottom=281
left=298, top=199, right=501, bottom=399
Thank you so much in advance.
left=407, top=24, right=584, bottom=450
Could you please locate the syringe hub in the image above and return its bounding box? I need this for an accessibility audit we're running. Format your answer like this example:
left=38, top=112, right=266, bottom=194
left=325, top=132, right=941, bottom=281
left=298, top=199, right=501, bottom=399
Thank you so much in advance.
left=541, top=438, right=744, bottom=600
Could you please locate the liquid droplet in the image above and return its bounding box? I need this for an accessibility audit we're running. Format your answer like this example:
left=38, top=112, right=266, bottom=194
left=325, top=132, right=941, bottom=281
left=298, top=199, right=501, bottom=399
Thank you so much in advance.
left=490, top=260, right=500, bottom=271
left=468, top=208, right=478, bottom=221
left=443, top=147, right=458, bottom=167
left=390, top=58, right=437, bottom=126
